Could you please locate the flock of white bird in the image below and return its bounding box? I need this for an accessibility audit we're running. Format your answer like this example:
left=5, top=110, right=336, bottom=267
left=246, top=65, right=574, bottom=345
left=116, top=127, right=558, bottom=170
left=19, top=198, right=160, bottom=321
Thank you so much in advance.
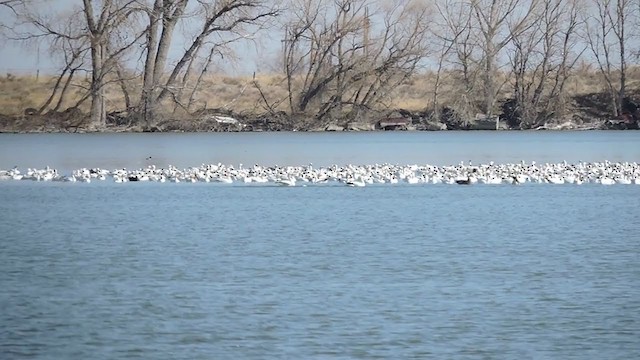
left=1, top=161, right=639, bottom=186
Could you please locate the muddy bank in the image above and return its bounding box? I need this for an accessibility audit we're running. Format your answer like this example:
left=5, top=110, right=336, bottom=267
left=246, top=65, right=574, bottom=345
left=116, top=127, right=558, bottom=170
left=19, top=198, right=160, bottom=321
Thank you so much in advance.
left=0, top=104, right=638, bottom=133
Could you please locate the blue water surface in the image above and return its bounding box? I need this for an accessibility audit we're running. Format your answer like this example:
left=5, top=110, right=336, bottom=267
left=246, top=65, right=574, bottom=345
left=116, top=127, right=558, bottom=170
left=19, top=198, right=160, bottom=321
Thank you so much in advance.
left=1, top=181, right=639, bottom=359
left=1, top=131, right=639, bottom=171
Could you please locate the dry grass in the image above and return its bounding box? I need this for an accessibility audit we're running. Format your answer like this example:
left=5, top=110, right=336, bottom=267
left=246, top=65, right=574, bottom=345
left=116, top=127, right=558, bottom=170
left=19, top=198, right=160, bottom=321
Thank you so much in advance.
left=0, top=76, right=51, bottom=113
left=1, top=68, right=639, bottom=117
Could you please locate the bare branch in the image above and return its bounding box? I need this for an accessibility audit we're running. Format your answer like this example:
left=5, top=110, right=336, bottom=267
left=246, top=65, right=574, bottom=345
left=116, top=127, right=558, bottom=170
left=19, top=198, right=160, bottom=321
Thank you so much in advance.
left=155, top=0, right=279, bottom=104
left=282, top=0, right=430, bottom=124
left=506, top=0, right=583, bottom=128
left=0, top=0, right=23, bottom=15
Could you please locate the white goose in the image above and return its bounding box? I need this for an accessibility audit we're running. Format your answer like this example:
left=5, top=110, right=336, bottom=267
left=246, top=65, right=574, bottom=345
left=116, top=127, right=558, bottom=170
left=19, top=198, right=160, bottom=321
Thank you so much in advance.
left=276, top=177, right=296, bottom=186
left=346, top=176, right=366, bottom=187
left=546, top=175, right=565, bottom=185
left=599, top=177, right=615, bottom=185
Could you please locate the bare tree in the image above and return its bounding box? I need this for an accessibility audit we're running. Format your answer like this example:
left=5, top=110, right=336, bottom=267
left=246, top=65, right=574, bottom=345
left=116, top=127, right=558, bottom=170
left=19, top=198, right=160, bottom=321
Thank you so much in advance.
left=15, top=0, right=147, bottom=126
left=584, top=0, right=638, bottom=116
left=6, top=0, right=277, bottom=128
left=38, top=38, right=88, bottom=114
left=282, top=0, right=430, bottom=127
left=139, top=0, right=188, bottom=125
left=137, top=0, right=279, bottom=127
left=470, top=0, right=539, bottom=128
left=434, top=0, right=482, bottom=125
left=4, top=3, right=94, bottom=115
left=347, top=1, right=430, bottom=119
left=507, top=0, right=583, bottom=128
left=82, top=0, right=147, bottom=127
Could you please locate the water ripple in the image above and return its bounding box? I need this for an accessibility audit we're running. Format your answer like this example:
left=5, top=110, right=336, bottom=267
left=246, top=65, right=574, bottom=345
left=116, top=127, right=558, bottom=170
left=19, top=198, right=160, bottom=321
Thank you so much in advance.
left=1, top=184, right=639, bottom=359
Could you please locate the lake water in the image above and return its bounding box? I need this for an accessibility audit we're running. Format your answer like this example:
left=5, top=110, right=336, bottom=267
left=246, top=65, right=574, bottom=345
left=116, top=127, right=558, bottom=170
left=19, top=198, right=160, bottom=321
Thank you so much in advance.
left=1, top=131, right=639, bottom=171
left=1, top=131, right=639, bottom=359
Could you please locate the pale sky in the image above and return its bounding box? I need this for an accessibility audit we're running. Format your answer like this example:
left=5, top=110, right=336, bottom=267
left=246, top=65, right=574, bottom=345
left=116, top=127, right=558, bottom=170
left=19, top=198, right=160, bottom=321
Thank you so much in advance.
left=1, top=0, right=633, bottom=76
left=0, top=9, right=43, bottom=74
left=0, top=36, right=279, bottom=77
left=0, top=1, right=281, bottom=76
left=0, top=1, right=72, bottom=74
left=0, top=35, right=279, bottom=75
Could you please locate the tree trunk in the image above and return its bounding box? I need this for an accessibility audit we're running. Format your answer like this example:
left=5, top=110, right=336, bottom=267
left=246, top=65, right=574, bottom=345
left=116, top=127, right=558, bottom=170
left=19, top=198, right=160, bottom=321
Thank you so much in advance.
left=38, top=67, right=68, bottom=114
left=484, top=44, right=498, bottom=129
left=617, top=0, right=626, bottom=115
left=53, top=68, right=77, bottom=112
left=89, top=42, right=106, bottom=128
left=153, top=1, right=188, bottom=84
left=156, top=32, right=207, bottom=103
left=115, top=64, right=132, bottom=110
left=83, top=0, right=109, bottom=128
left=141, top=0, right=162, bottom=127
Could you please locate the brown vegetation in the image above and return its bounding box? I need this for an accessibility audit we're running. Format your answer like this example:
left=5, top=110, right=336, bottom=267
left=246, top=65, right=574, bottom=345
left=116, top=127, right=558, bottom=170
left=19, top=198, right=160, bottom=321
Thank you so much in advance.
left=1, top=0, right=639, bottom=132
left=1, top=67, right=639, bottom=132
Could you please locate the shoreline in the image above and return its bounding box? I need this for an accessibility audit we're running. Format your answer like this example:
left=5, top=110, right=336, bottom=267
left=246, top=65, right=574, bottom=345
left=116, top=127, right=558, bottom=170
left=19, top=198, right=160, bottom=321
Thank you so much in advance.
left=0, top=125, right=634, bottom=134
left=1, top=105, right=638, bottom=133
left=0, top=118, right=636, bottom=134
